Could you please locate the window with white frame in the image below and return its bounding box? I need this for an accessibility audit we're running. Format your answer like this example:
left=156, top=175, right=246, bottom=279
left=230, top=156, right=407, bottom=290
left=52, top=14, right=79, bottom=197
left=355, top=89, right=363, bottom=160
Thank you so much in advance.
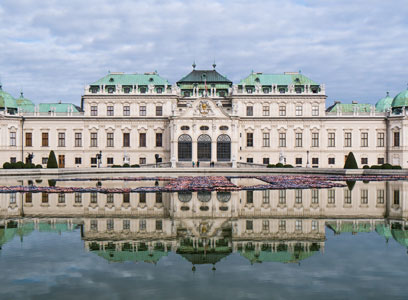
left=246, top=106, right=253, bottom=116
left=328, top=190, right=335, bottom=204
left=279, top=190, right=286, bottom=204
left=123, top=105, right=130, bottom=116
left=262, top=220, right=269, bottom=231
left=377, top=189, right=385, bottom=204
left=328, top=132, right=335, bottom=147
left=295, top=105, right=303, bottom=116
left=90, top=133, right=98, bottom=147
left=262, top=106, right=270, bottom=116
left=295, top=220, right=302, bottom=231
left=107, top=132, right=114, bottom=147
left=312, top=220, right=318, bottom=231
left=262, top=190, right=270, bottom=204
left=312, top=105, right=319, bottom=116
left=361, top=189, right=368, bottom=204
left=75, top=132, right=82, bottom=147
left=361, top=132, right=368, bottom=147
left=279, top=133, right=286, bottom=147
left=139, top=106, right=146, bottom=116
left=295, top=133, right=303, bottom=147
left=344, top=189, right=352, bottom=204
left=58, top=132, right=65, bottom=147
left=279, top=106, right=286, bottom=116
left=107, top=106, right=114, bottom=116
left=91, top=106, right=98, bottom=116
left=312, top=132, right=319, bottom=147
left=263, top=132, right=270, bottom=147
left=10, top=132, right=16, bottom=146
left=311, top=189, right=319, bottom=204
left=295, top=190, right=302, bottom=203
left=279, top=220, right=286, bottom=230
left=344, top=132, right=352, bottom=147
left=377, top=132, right=384, bottom=147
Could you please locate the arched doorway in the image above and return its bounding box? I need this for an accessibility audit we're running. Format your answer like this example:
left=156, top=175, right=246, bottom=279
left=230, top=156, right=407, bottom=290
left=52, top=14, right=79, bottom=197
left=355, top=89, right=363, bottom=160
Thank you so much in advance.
left=178, top=134, right=192, bottom=161
left=217, top=134, right=231, bottom=161
left=197, top=134, right=211, bottom=161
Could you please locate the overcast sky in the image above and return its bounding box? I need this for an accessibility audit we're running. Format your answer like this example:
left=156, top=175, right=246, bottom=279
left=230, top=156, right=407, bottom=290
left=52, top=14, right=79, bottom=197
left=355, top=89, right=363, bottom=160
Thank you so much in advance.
left=0, top=0, right=407, bottom=106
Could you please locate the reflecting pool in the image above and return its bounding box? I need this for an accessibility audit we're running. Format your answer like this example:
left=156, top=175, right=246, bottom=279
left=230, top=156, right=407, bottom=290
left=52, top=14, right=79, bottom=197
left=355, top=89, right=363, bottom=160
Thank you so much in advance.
left=0, top=176, right=408, bottom=299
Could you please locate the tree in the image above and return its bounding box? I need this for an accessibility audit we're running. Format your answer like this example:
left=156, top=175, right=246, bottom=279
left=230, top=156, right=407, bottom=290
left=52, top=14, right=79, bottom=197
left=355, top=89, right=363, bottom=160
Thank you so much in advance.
left=344, top=152, right=358, bottom=169
left=47, top=151, right=58, bottom=168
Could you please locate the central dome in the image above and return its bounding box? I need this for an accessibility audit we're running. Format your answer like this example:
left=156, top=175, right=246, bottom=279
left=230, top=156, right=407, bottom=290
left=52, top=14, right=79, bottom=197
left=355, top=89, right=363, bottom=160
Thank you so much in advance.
left=391, top=89, right=408, bottom=108
left=375, top=92, right=393, bottom=112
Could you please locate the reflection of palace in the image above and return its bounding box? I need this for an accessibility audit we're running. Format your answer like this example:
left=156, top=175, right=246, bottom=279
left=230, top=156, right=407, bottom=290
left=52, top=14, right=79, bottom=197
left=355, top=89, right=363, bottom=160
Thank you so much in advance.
left=1, top=65, right=408, bottom=168
left=1, top=181, right=408, bottom=265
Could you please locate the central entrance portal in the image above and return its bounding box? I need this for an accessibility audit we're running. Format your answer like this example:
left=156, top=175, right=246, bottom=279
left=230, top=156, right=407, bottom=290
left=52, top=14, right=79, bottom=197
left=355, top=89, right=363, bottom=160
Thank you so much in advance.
left=197, top=134, right=211, bottom=161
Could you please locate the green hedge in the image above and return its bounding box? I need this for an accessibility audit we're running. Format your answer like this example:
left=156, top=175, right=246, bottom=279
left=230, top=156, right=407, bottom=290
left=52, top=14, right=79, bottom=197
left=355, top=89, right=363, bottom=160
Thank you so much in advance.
left=3, top=161, right=39, bottom=169
left=267, top=163, right=294, bottom=168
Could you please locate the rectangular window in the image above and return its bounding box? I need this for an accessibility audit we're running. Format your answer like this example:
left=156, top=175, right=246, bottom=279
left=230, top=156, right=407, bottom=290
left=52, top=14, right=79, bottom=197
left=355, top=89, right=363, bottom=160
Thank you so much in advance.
left=377, top=132, right=385, bottom=147
left=25, top=192, right=32, bottom=203
left=312, top=132, right=319, bottom=147
left=262, top=106, right=270, bottom=116
left=296, top=157, right=302, bottom=165
left=107, top=132, right=114, bottom=147
left=279, top=133, right=286, bottom=147
left=328, top=132, right=335, bottom=147
left=139, top=193, right=146, bottom=203
left=295, top=133, right=303, bottom=147
left=58, top=132, right=65, bottom=147
left=247, top=191, right=253, bottom=204
left=394, top=132, right=400, bottom=147
left=279, top=220, right=286, bottom=231
left=328, top=190, right=335, bottom=204
left=312, top=157, right=319, bottom=165
left=312, top=189, right=319, bottom=204
left=262, top=133, right=270, bottom=147
left=107, top=106, right=114, bottom=116
left=361, top=132, right=368, bottom=147
left=377, top=157, right=385, bottom=165
left=295, top=190, right=302, bottom=203
left=394, top=190, right=400, bottom=205
left=107, top=157, right=114, bottom=165
left=123, top=106, right=130, bottom=116
left=10, top=132, right=16, bottom=146
left=139, top=106, right=146, bottom=116
left=42, top=157, right=48, bottom=164
left=156, top=192, right=163, bottom=203
left=106, top=193, right=114, bottom=203
left=246, top=220, right=253, bottom=230
left=139, top=157, right=146, bottom=165
left=91, top=106, right=98, bottom=116
left=75, top=132, right=82, bottom=147
left=75, top=157, right=82, bottom=164
left=262, top=190, right=270, bottom=204
left=107, top=219, right=114, bottom=231
left=312, top=106, right=319, bottom=116
left=42, top=193, right=48, bottom=203
left=91, top=133, right=98, bottom=147
left=156, top=133, right=163, bottom=147
left=246, top=157, right=253, bottom=163
left=361, top=157, right=368, bottom=165
left=139, top=133, right=146, bottom=147
left=361, top=189, right=368, bottom=204
left=25, top=132, right=32, bottom=147
left=246, top=133, right=253, bottom=147
left=344, top=189, right=352, bottom=204
left=156, top=106, right=163, bottom=116
left=263, top=157, right=269, bottom=165
left=312, top=220, right=318, bottom=231
left=90, top=157, right=97, bottom=165
left=10, top=157, right=16, bottom=163
left=58, top=193, right=65, bottom=204
left=279, top=106, right=286, bottom=116
left=123, top=193, right=130, bottom=203
left=262, top=220, right=269, bottom=231
left=295, top=105, right=303, bottom=116
left=344, top=132, right=352, bottom=147
left=139, top=219, right=146, bottom=230
left=377, top=189, right=385, bottom=204
left=90, top=220, right=98, bottom=231
left=246, top=106, right=253, bottom=116
left=295, top=220, right=302, bottom=231
left=42, top=132, right=48, bottom=147
left=328, top=157, right=335, bottom=165
left=75, top=192, right=82, bottom=203
left=279, top=190, right=286, bottom=204
left=123, top=219, right=130, bottom=230
left=123, top=133, right=130, bottom=147
left=90, top=192, right=98, bottom=203
left=156, top=87, right=163, bottom=94
left=156, top=220, right=163, bottom=231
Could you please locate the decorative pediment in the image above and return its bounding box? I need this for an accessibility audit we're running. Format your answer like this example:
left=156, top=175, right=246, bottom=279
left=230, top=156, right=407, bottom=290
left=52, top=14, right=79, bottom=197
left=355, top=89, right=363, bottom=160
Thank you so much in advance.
left=179, top=98, right=231, bottom=119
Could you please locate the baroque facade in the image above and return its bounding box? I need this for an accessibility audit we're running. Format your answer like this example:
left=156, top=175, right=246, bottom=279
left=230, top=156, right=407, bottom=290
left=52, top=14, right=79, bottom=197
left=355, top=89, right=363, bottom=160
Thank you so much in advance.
left=1, top=65, right=408, bottom=168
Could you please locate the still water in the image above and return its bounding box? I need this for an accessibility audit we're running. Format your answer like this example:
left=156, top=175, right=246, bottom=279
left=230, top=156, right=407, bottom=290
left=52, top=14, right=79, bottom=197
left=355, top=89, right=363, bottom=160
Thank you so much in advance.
left=0, top=176, right=408, bottom=299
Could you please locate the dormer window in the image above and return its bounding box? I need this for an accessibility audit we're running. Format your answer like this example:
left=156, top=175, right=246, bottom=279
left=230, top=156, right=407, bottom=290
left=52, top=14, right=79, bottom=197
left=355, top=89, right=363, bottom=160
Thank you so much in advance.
left=109, top=78, right=114, bottom=82
left=181, top=126, right=190, bottom=130
left=295, top=87, right=302, bottom=94
left=311, top=87, right=318, bottom=93
left=279, top=88, right=285, bottom=94
left=200, top=126, right=209, bottom=131
left=149, top=77, right=154, bottom=82
left=247, top=88, right=253, bottom=94
left=157, top=87, right=162, bottom=94
left=184, top=91, right=190, bottom=97
left=107, top=87, right=114, bottom=93
left=263, top=88, right=269, bottom=94
left=90, top=87, right=98, bottom=93
left=219, top=91, right=225, bottom=97
left=124, top=87, right=130, bottom=93
left=140, top=87, right=146, bottom=94
left=255, top=77, right=260, bottom=83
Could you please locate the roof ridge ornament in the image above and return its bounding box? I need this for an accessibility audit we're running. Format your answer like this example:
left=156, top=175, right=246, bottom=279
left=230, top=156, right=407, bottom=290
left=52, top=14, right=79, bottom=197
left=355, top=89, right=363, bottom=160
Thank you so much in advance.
left=192, top=61, right=196, bottom=70
left=387, top=91, right=389, bottom=96
left=212, top=60, right=216, bottom=70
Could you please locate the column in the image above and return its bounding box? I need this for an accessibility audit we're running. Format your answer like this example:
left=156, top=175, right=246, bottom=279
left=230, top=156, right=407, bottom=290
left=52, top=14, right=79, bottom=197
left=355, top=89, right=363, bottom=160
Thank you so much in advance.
left=211, top=140, right=217, bottom=163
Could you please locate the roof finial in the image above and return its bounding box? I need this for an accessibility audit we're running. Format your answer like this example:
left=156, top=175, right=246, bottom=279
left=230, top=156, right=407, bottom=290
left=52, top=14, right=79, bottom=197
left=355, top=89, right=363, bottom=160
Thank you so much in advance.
left=212, top=59, right=216, bottom=70
left=386, top=91, right=389, bottom=97
left=192, top=61, right=196, bottom=70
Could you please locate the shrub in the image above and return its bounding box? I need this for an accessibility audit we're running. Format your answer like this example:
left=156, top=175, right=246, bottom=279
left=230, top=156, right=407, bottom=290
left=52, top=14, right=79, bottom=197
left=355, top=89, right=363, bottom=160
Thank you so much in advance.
left=123, top=163, right=130, bottom=168
left=47, top=151, right=58, bottom=168
left=131, top=164, right=140, bottom=168
left=267, top=164, right=275, bottom=168
left=370, top=165, right=381, bottom=169
left=3, top=162, right=11, bottom=169
left=24, top=163, right=35, bottom=169
left=362, top=165, right=370, bottom=169
left=111, top=165, right=121, bottom=168
left=381, top=163, right=392, bottom=169
left=16, top=161, right=25, bottom=169
left=36, top=164, right=43, bottom=168
left=275, top=163, right=284, bottom=168
left=283, top=164, right=294, bottom=168
left=392, top=165, right=402, bottom=169
left=344, top=152, right=358, bottom=169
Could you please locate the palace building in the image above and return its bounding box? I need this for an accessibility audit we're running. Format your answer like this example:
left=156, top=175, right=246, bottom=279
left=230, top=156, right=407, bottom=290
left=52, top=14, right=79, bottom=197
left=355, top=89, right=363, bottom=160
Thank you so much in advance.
left=0, top=64, right=408, bottom=168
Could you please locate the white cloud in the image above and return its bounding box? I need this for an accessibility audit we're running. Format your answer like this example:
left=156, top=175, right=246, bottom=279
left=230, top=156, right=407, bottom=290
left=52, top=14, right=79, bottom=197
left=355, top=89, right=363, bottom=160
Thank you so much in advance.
left=0, top=0, right=407, bottom=105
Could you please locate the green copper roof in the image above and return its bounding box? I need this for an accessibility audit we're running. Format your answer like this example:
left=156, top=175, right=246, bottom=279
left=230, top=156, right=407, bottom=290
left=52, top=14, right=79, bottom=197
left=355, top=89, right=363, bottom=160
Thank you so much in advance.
left=177, top=70, right=232, bottom=84
left=375, top=92, right=393, bottom=112
left=19, top=103, right=81, bottom=113
left=391, top=228, right=408, bottom=248
left=326, top=102, right=374, bottom=113
left=375, top=224, right=392, bottom=241
left=91, top=73, right=170, bottom=86
left=327, top=222, right=372, bottom=234
left=16, top=92, right=34, bottom=106
left=239, top=73, right=319, bottom=86
left=391, top=88, right=408, bottom=107
left=0, top=86, right=18, bottom=109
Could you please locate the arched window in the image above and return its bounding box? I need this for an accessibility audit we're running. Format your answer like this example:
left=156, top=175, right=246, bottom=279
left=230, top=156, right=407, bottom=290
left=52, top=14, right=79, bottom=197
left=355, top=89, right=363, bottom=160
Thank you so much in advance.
left=178, top=134, right=192, bottom=161
left=217, top=134, right=231, bottom=161
left=217, top=192, right=231, bottom=203
left=197, top=134, right=211, bottom=161
left=181, top=126, right=190, bottom=131
left=178, top=192, right=192, bottom=202
left=197, top=191, right=212, bottom=202
left=200, top=126, right=209, bottom=131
